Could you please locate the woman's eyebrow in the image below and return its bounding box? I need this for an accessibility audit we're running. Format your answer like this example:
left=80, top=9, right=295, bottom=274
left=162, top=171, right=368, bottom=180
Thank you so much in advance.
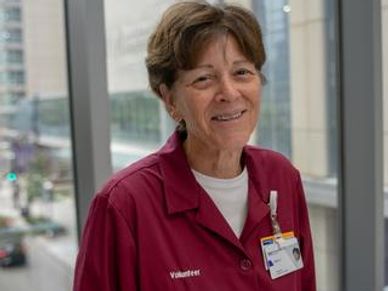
left=193, top=60, right=252, bottom=69
left=233, top=60, right=252, bottom=66
left=192, top=64, right=214, bottom=70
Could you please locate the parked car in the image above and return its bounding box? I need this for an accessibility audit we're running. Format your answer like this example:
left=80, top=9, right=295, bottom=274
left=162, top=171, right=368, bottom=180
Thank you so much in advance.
left=29, top=221, right=67, bottom=238
left=0, top=229, right=27, bottom=267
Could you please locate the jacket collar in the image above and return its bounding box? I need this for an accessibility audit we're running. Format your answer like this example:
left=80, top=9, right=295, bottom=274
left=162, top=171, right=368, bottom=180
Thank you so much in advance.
left=157, top=132, right=269, bottom=215
left=158, top=131, right=201, bottom=214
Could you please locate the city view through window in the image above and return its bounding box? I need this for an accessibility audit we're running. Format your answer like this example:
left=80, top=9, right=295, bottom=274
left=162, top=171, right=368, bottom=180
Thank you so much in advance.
left=0, top=0, right=76, bottom=290
left=0, top=0, right=386, bottom=290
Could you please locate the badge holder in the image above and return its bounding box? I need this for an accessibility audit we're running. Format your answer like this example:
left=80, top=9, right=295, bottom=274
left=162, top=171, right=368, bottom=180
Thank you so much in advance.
left=260, top=190, right=304, bottom=279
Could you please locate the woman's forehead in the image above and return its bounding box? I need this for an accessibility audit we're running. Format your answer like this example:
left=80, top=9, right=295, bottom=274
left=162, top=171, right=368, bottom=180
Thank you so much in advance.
left=192, top=33, right=248, bottom=66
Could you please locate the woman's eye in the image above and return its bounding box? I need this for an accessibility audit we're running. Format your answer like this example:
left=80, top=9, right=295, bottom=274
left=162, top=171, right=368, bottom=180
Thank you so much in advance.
left=193, top=75, right=211, bottom=83
left=235, top=68, right=252, bottom=76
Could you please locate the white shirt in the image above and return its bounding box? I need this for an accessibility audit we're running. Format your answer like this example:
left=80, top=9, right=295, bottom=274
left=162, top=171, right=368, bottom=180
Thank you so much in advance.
left=192, top=168, right=249, bottom=237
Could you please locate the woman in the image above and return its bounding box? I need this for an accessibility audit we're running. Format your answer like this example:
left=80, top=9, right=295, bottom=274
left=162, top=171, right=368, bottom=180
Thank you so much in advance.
left=73, top=1, right=316, bottom=290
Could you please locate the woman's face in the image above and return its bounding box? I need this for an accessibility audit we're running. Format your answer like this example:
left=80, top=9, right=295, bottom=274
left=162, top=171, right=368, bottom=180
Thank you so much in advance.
left=162, top=34, right=262, bottom=153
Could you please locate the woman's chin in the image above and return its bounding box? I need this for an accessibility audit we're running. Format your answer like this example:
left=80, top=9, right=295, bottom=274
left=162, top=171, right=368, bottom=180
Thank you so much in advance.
left=212, top=134, right=251, bottom=152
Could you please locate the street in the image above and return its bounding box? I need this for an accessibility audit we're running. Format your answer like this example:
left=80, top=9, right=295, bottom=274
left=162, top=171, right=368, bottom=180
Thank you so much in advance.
left=0, top=237, right=74, bottom=291
left=0, top=180, right=76, bottom=291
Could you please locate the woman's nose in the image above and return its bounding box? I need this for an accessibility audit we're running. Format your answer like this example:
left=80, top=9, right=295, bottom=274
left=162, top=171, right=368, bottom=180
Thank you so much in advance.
left=215, top=76, right=240, bottom=102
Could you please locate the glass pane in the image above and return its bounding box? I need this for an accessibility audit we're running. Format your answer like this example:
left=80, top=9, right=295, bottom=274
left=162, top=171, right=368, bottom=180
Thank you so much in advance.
left=0, top=0, right=77, bottom=290
left=252, top=0, right=339, bottom=290
left=105, top=1, right=339, bottom=291
left=382, top=0, right=388, bottom=289
left=105, top=0, right=165, bottom=171
left=105, top=0, right=219, bottom=171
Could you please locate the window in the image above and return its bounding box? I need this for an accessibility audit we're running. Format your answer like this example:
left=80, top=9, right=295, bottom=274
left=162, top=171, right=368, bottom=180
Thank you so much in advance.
left=252, top=0, right=292, bottom=158
left=7, top=71, right=24, bottom=85
left=104, top=0, right=177, bottom=170
left=105, top=0, right=340, bottom=290
left=0, top=51, right=23, bottom=82
left=0, top=0, right=382, bottom=290
left=7, top=50, right=23, bottom=64
left=1, top=28, right=22, bottom=44
left=0, top=1, right=76, bottom=290
left=252, top=0, right=339, bottom=289
left=0, top=72, right=5, bottom=84
left=0, top=6, right=21, bottom=22
left=5, top=7, right=21, bottom=22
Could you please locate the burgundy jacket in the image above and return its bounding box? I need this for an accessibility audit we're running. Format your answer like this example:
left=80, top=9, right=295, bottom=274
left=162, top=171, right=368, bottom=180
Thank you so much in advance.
left=73, top=132, right=316, bottom=291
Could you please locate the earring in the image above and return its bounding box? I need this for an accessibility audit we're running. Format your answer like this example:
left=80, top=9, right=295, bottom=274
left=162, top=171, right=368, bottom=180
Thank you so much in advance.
left=169, top=108, right=181, bottom=123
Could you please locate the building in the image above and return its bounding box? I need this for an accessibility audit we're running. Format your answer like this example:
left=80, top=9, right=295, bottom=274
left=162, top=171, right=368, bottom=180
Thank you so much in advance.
left=0, top=0, right=24, bottom=128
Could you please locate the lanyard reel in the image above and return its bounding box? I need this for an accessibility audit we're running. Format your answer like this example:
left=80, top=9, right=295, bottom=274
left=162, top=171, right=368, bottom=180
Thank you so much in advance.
left=268, top=190, right=282, bottom=241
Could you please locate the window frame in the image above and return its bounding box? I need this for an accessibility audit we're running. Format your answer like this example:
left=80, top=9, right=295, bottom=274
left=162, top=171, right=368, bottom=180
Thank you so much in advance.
left=64, top=0, right=385, bottom=290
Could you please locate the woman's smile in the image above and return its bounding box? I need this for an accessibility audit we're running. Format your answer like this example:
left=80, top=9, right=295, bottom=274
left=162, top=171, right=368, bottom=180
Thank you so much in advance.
left=211, top=109, right=247, bottom=122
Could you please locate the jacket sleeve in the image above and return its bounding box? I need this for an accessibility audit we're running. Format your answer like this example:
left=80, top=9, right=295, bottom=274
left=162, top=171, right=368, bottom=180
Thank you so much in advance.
left=73, top=190, right=138, bottom=291
left=295, top=172, right=317, bottom=291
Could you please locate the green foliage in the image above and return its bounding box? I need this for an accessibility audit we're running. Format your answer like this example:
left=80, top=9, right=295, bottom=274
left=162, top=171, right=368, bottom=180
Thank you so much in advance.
left=0, top=215, right=11, bottom=228
left=110, top=91, right=161, bottom=143
left=26, top=152, right=50, bottom=203
left=25, top=215, right=49, bottom=225
left=38, top=98, right=69, bottom=126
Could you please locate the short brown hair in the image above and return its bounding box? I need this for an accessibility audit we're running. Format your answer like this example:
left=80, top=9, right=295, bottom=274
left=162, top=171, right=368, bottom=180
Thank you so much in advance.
left=145, top=0, right=266, bottom=98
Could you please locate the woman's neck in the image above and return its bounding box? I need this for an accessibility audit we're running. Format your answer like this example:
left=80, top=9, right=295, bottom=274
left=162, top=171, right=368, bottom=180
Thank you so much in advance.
left=183, top=137, right=243, bottom=179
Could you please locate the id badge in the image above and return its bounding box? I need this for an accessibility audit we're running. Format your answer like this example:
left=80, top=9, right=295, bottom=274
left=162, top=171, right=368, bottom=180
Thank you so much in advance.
left=260, top=232, right=304, bottom=279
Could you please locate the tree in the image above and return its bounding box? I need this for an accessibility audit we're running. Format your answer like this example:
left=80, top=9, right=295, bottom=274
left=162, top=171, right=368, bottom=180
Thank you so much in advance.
left=24, top=150, right=51, bottom=217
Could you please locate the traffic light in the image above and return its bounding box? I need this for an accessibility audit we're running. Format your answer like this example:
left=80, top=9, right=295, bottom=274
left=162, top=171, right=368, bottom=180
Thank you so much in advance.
left=6, top=172, right=17, bottom=182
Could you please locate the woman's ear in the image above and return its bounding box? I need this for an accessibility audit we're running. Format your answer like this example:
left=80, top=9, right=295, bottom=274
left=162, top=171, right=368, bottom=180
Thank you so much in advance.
left=159, top=84, right=173, bottom=107
left=159, top=84, right=181, bottom=121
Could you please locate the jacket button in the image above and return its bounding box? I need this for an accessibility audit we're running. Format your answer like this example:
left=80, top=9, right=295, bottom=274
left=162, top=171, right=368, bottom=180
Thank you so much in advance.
left=240, top=258, right=252, bottom=271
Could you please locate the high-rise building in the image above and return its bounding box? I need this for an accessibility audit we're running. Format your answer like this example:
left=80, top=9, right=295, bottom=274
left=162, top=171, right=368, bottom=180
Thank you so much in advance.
left=0, top=0, right=24, bottom=127
left=0, top=0, right=24, bottom=104
left=253, top=0, right=292, bottom=158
